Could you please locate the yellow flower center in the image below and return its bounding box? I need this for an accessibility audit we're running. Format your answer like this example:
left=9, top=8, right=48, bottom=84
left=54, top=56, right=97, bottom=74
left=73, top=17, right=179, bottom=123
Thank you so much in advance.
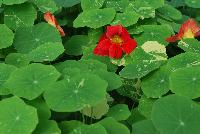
left=111, top=35, right=123, bottom=44
left=183, top=29, right=194, bottom=39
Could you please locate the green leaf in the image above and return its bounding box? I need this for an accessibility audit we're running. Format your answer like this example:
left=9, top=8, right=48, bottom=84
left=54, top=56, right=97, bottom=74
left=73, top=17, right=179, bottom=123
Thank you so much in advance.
left=132, top=120, right=160, bottom=134
left=0, top=24, right=14, bottom=49
left=0, top=63, right=16, bottom=95
left=127, top=108, right=146, bottom=125
left=0, top=96, right=38, bottom=134
left=44, top=73, right=107, bottom=112
left=54, top=0, right=80, bottom=7
left=138, top=96, right=155, bottom=118
left=111, top=12, right=140, bottom=27
left=185, top=0, right=200, bottom=8
left=4, top=3, right=37, bottom=30
left=33, top=120, right=61, bottom=134
left=81, top=0, right=105, bottom=11
left=70, top=123, right=107, bottom=134
left=59, top=120, right=83, bottom=134
left=141, top=66, right=170, bottom=98
left=33, top=0, right=59, bottom=13
left=126, top=1, right=155, bottom=19
left=73, top=8, right=116, bottom=28
left=135, top=25, right=173, bottom=46
left=152, top=95, right=200, bottom=134
left=99, top=117, right=130, bottom=134
left=14, top=23, right=61, bottom=53
left=178, top=39, right=200, bottom=53
left=167, top=52, right=200, bottom=72
left=27, top=98, right=51, bottom=120
left=2, top=0, right=28, bottom=5
left=5, top=53, right=30, bottom=67
left=82, top=99, right=109, bottom=119
left=106, top=104, right=131, bottom=121
left=105, top=0, right=129, bottom=12
left=142, top=0, right=164, bottom=9
left=169, top=0, right=185, bottom=7
left=5, top=63, right=60, bottom=100
left=170, top=66, right=200, bottom=99
left=157, top=4, right=182, bottom=20
left=64, top=35, right=90, bottom=56
left=28, top=42, right=65, bottom=62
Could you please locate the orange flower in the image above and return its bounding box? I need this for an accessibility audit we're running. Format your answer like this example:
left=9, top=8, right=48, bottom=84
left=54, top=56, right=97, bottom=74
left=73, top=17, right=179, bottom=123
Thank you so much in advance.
left=166, top=19, right=200, bottom=42
left=44, top=12, right=65, bottom=37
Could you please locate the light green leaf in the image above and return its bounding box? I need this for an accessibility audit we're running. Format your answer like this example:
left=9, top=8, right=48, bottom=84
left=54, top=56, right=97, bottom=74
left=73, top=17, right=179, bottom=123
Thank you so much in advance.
left=152, top=95, right=200, bottom=134
left=185, top=0, right=200, bottom=8
left=0, top=96, right=38, bottom=134
left=143, top=0, right=164, bottom=9
left=0, top=24, right=14, bottom=49
left=5, top=63, right=60, bottom=100
left=44, top=73, right=107, bottom=112
left=105, top=0, right=129, bottom=12
left=111, top=12, right=140, bottom=27
left=33, top=120, right=61, bottom=134
left=34, top=0, right=59, bottom=13
left=107, top=104, right=131, bottom=121
left=28, top=42, right=65, bottom=62
left=81, top=0, right=105, bottom=11
left=170, top=66, right=200, bottom=99
left=4, top=3, right=37, bottom=30
left=73, top=8, right=116, bottom=28
left=14, top=23, right=61, bottom=53
left=2, top=0, right=28, bottom=5
left=54, top=0, right=80, bottom=7
left=178, top=39, right=200, bottom=53
left=5, top=53, right=30, bottom=67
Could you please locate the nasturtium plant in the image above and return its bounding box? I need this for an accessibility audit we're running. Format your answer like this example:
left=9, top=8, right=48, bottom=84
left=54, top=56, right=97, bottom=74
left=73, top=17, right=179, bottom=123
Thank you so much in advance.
left=1, top=0, right=200, bottom=133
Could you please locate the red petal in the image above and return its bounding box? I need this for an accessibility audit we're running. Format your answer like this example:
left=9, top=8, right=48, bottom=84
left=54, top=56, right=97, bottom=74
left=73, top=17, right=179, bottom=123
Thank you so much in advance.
left=99, top=34, right=107, bottom=42
left=106, top=25, right=123, bottom=39
left=121, top=27, right=131, bottom=41
left=94, top=39, right=111, bottom=56
left=44, top=12, right=65, bottom=37
left=109, top=44, right=123, bottom=59
left=122, top=39, right=137, bottom=54
left=166, top=35, right=181, bottom=43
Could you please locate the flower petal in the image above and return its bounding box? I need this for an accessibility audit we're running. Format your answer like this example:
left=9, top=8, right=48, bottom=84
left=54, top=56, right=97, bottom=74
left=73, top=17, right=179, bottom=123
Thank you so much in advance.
left=121, top=27, right=131, bottom=41
left=94, top=39, right=111, bottom=56
left=106, top=25, right=123, bottom=39
left=44, top=12, right=65, bottom=37
left=109, top=44, right=123, bottom=59
left=166, top=34, right=181, bottom=43
left=99, top=34, right=107, bottom=42
left=122, top=39, right=137, bottom=54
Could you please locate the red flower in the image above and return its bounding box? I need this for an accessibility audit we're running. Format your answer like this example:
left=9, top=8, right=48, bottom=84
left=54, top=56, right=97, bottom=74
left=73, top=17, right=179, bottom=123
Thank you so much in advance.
left=44, top=12, right=65, bottom=37
left=93, top=25, right=137, bottom=59
left=166, top=19, right=200, bottom=42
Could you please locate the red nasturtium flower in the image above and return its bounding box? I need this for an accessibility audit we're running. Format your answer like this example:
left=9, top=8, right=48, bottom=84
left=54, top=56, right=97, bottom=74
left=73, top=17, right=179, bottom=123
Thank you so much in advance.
left=166, top=19, right=200, bottom=42
left=44, top=12, right=65, bottom=37
left=93, top=25, right=137, bottom=59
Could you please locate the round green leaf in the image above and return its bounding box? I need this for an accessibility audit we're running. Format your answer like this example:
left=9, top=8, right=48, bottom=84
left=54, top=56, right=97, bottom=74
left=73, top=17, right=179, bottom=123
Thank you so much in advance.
left=107, top=104, right=131, bottom=121
left=4, top=3, right=37, bottom=30
left=28, top=42, right=65, bottom=62
left=73, top=8, right=116, bottom=28
left=105, top=0, right=129, bottom=12
left=152, top=95, right=200, bottom=134
left=33, top=0, right=58, bottom=13
left=99, top=117, right=130, bottom=134
left=0, top=24, right=14, bottom=49
left=5, top=63, right=60, bottom=100
left=111, top=12, right=140, bottom=27
left=170, top=66, right=200, bottom=99
left=143, top=0, right=164, bottom=9
left=54, top=0, right=80, bottom=7
left=141, top=66, right=170, bottom=98
left=157, top=4, right=182, bottom=20
left=0, top=96, right=38, bottom=134
left=44, top=73, right=107, bottom=112
left=81, top=0, right=105, bottom=11
left=0, top=63, right=16, bottom=95
left=132, top=120, right=160, bottom=134
left=185, top=0, right=200, bottom=8
left=70, top=123, right=107, bottom=134
left=178, top=39, right=200, bottom=53
left=33, top=120, right=61, bottom=134
left=5, top=53, right=30, bottom=67
left=2, top=0, right=28, bottom=5
left=59, top=120, right=83, bottom=134
left=64, top=35, right=90, bottom=56
left=14, top=23, right=61, bottom=53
